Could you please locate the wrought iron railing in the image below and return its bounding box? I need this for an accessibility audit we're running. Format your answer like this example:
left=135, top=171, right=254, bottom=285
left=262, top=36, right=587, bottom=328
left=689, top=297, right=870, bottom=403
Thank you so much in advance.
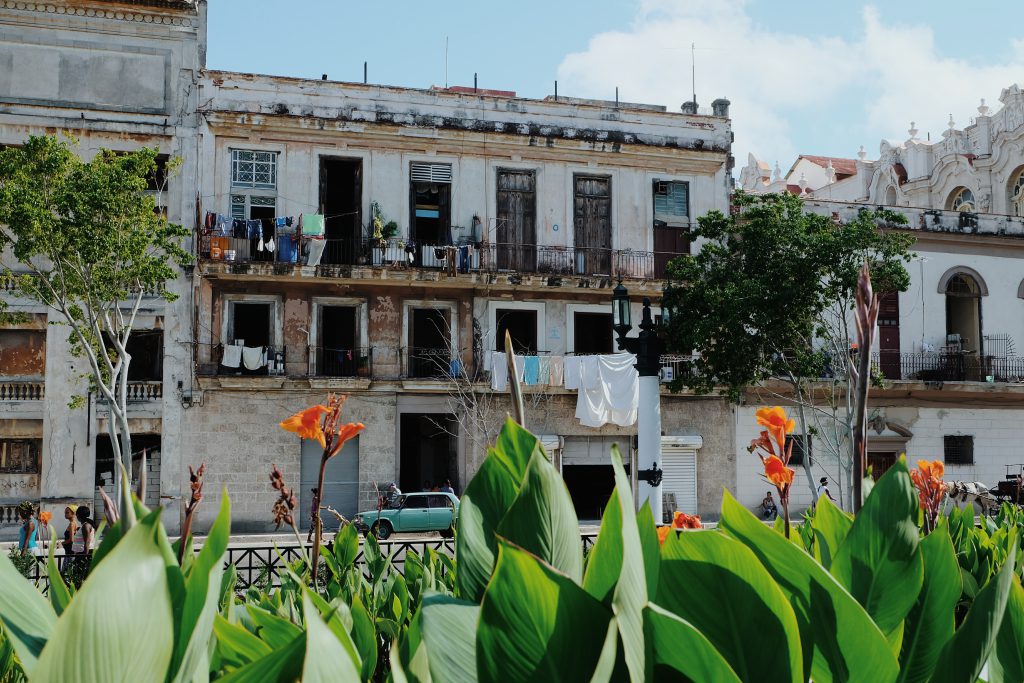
left=309, top=346, right=373, bottom=378
left=870, top=352, right=1024, bottom=383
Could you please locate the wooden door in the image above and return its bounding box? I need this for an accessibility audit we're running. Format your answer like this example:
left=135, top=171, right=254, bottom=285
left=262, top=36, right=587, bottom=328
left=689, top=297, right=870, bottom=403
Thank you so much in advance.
left=573, top=176, right=612, bottom=275
left=496, top=170, right=536, bottom=271
left=878, top=292, right=901, bottom=379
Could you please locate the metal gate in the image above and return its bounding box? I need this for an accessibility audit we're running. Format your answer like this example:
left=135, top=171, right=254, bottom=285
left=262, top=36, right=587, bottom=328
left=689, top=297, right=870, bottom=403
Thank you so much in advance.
left=661, top=436, right=700, bottom=516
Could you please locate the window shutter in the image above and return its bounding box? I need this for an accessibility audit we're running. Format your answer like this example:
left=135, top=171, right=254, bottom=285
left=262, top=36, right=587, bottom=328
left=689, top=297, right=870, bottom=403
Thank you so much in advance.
left=411, top=162, right=452, bottom=183
left=653, top=180, right=690, bottom=223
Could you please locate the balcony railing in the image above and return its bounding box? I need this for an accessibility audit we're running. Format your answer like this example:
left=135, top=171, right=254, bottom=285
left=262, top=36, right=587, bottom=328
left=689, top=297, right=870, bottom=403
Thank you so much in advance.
left=195, top=344, right=289, bottom=377
left=0, top=381, right=44, bottom=401
left=871, top=352, right=1024, bottom=383
left=402, top=347, right=462, bottom=380
left=200, top=236, right=679, bottom=280
left=309, top=347, right=373, bottom=378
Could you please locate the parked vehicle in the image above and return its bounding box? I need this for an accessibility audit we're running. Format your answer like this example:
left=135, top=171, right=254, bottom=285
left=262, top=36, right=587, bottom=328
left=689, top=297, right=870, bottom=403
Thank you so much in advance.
left=352, top=491, right=459, bottom=540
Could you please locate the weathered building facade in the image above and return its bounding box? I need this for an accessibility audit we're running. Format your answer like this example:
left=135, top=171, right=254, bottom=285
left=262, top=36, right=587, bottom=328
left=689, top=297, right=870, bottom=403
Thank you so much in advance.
left=0, top=0, right=737, bottom=535
left=0, top=0, right=203, bottom=535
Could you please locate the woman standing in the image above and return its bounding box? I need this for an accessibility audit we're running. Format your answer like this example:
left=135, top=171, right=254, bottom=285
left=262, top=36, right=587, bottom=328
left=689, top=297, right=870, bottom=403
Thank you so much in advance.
left=62, top=505, right=80, bottom=555
left=16, top=502, right=38, bottom=556
left=36, top=509, right=52, bottom=552
left=75, top=505, right=95, bottom=556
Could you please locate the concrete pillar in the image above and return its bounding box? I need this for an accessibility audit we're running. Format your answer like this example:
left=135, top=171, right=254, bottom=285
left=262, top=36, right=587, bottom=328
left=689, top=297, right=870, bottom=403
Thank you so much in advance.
left=636, top=374, right=662, bottom=522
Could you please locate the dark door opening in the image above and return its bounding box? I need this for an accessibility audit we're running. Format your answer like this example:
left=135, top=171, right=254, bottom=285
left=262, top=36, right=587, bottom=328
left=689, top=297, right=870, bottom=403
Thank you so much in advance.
left=226, top=302, right=272, bottom=375
left=318, top=306, right=358, bottom=377
left=495, top=309, right=538, bottom=354
left=573, top=175, right=612, bottom=276
left=409, top=308, right=450, bottom=378
left=95, top=433, right=161, bottom=510
left=562, top=465, right=616, bottom=521
left=573, top=312, right=613, bottom=355
left=250, top=203, right=276, bottom=263
left=320, top=158, right=362, bottom=265
left=496, top=170, right=537, bottom=271
left=100, top=330, right=163, bottom=380
left=878, top=292, right=901, bottom=380
left=399, top=414, right=457, bottom=494
left=868, top=451, right=898, bottom=481
left=410, top=182, right=451, bottom=266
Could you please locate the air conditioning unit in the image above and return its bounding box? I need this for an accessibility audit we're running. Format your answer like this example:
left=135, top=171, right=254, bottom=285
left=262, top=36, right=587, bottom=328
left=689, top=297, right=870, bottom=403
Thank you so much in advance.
left=660, top=366, right=674, bottom=383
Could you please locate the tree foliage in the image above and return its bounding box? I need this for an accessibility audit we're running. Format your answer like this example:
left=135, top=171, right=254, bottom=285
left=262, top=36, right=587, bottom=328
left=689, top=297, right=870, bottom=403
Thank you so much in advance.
left=0, top=135, right=190, bottom=481
left=662, top=190, right=915, bottom=399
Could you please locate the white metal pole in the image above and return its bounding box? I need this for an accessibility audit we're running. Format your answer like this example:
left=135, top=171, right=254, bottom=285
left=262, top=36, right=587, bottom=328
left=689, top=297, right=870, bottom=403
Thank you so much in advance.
left=637, top=374, right=662, bottom=522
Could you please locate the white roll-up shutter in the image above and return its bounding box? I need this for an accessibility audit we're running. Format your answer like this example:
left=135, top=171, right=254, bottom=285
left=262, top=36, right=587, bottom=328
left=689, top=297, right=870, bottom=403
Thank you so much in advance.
left=539, top=435, right=562, bottom=473
left=661, top=436, right=700, bottom=516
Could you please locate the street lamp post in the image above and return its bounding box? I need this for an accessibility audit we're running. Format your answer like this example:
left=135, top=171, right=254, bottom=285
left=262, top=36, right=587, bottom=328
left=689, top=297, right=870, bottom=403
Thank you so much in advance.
left=612, top=283, right=669, bottom=522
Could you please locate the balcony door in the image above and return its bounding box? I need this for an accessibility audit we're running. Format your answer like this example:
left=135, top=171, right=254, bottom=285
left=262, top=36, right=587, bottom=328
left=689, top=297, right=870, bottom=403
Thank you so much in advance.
left=496, top=169, right=536, bottom=271
left=878, top=292, right=901, bottom=380
left=573, top=175, right=612, bottom=276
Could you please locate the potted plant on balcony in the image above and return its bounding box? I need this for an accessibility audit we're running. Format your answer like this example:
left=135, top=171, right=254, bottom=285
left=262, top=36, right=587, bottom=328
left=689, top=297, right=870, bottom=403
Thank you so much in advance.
left=371, top=201, right=399, bottom=250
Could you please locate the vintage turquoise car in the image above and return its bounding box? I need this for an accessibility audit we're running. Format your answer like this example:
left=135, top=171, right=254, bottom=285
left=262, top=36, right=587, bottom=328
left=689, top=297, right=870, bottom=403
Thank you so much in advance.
left=352, top=491, right=459, bottom=540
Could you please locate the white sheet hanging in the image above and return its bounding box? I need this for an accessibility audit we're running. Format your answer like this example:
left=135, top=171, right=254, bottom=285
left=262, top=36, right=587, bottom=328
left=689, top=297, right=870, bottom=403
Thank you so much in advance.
left=242, top=346, right=267, bottom=370
left=221, top=344, right=243, bottom=369
left=574, top=353, right=639, bottom=428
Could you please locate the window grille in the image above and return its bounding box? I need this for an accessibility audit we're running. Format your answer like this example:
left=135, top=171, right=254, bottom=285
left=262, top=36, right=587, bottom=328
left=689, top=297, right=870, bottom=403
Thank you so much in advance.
left=231, top=150, right=277, bottom=189
left=788, top=434, right=811, bottom=466
left=0, top=440, right=39, bottom=474
left=410, top=162, right=452, bottom=183
left=943, top=435, right=974, bottom=465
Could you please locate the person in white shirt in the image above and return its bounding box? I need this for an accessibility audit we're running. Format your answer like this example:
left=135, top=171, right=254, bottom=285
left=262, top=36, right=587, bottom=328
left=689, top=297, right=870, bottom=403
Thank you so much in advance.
left=815, top=477, right=836, bottom=507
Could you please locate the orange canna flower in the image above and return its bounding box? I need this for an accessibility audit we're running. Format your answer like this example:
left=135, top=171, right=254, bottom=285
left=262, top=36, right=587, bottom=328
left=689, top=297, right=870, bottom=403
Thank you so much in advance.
left=917, top=459, right=944, bottom=480
left=756, top=406, right=796, bottom=453
left=657, top=526, right=673, bottom=545
left=673, top=511, right=703, bottom=529
left=329, top=422, right=366, bottom=457
left=764, top=455, right=795, bottom=488
left=279, top=405, right=330, bottom=447
left=38, top=511, right=52, bottom=523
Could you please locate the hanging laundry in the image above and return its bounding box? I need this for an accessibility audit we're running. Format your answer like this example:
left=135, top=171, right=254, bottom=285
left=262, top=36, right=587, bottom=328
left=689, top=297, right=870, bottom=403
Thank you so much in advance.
left=574, top=353, right=639, bottom=428
left=242, top=346, right=266, bottom=371
left=221, top=344, right=243, bottom=369
left=302, top=214, right=325, bottom=237
left=537, top=356, right=551, bottom=387
left=523, top=355, right=541, bottom=385
left=232, top=219, right=247, bottom=239
left=491, top=352, right=508, bottom=391
left=265, top=237, right=276, bottom=253
left=215, top=214, right=232, bottom=236
left=277, top=235, right=297, bottom=263
left=563, top=355, right=582, bottom=390
left=549, top=355, right=564, bottom=386
left=246, top=219, right=262, bottom=241
left=305, top=238, right=326, bottom=267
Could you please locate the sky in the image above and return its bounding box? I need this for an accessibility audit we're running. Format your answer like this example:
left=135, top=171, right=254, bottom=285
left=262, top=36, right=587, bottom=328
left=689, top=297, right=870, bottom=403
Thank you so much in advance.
left=207, top=1, right=1024, bottom=173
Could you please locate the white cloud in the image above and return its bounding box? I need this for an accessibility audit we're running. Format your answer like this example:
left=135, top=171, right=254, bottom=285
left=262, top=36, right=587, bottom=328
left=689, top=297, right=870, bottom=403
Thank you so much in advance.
left=556, top=2, right=1024, bottom=172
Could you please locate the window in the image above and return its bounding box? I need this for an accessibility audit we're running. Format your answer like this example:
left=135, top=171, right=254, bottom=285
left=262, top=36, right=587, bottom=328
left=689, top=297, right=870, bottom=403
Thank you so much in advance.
left=144, top=154, right=170, bottom=215
left=573, top=312, right=613, bottom=355
left=410, top=162, right=452, bottom=251
left=403, top=495, right=429, bottom=509
left=0, top=439, right=39, bottom=474
left=1009, top=167, right=1024, bottom=217
left=947, top=187, right=975, bottom=212
left=231, top=150, right=277, bottom=189
left=230, top=150, right=278, bottom=220
left=944, top=435, right=974, bottom=465
left=102, top=330, right=163, bottom=381
left=428, top=495, right=454, bottom=509
left=788, top=435, right=811, bottom=466
left=495, top=309, right=538, bottom=354
left=653, top=181, right=690, bottom=226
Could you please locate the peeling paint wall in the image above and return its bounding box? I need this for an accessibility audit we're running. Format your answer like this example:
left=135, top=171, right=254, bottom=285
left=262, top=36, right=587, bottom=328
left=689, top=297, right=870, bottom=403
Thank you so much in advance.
left=0, top=330, right=46, bottom=378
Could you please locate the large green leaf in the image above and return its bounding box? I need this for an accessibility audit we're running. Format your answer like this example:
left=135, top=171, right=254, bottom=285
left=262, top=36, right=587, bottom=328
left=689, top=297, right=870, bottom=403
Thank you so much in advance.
left=245, top=605, right=302, bottom=649
left=493, top=417, right=541, bottom=481
left=0, top=545, right=56, bottom=674
left=300, top=591, right=361, bottom=682
left=417, top=593, right=480, bottom=683
left=583, top=487, right=624, bottom=603
left=32, top=514, right=174, bottom=682
left=896, top=523, right=961, bottom=683
left=989, top=576, right=1024, bottom=683
left=171, top=493, right=231, bottom=683
left=587, top=616, right=620, bottom=683
left=495, top=450, right=582, bottom=582
left=932, top=535, right=1017, bottom=683
left=635, top=502, right=660, bottom=598
left=718, top=491, right=897, bottom=683
left=455, top=451, right=522, bottom=602
left=657, top=528, right=803, bottom=683
left=646, top=603, right=741, bottom=683
left=213, top=615, right=271, bottom=669
left=333, top=522, right=360, bottom=569
left=390, top=610, right=432, bottom=683
left=477, top=539, right=611, bottom=683
left=46, top=529, right=73, bottom=616
left=812, top=497, right=852, bottom=569
left=350, top=595, right=378, bottom=682
left=831, top=458, right=922, bottom=635
left=216, top=633, right=305, bottom=683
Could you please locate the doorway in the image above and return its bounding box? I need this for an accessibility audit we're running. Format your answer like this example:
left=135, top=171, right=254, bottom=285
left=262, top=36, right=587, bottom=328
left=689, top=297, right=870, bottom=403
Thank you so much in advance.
left=653, top=180, right=691, bottom=278
left=95, top=433, right=161, bottom=510
left=399, top=414, right=457, bottom=494
left=319, top=158, right=362, bottom=265
left=494, top=308, right=538, bottom=354
left=408, top=308, right=450, bottom=378
left=317, top=306, right=358, bottom=377
left=573, top=312, right=613, bottom=355
left=496, top=169, right=536, bottom=271
left=867, top=451, right=898, bottom=481
left=573, top=175, right=612, bottom=276
left=878, top=292, right=901, bottom=380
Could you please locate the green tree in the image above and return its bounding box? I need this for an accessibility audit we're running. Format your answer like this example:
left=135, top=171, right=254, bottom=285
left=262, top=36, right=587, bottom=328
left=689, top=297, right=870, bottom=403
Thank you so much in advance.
left=662, top=190, right=915, bottom=506
left=0, top=135, right=190, bottom=499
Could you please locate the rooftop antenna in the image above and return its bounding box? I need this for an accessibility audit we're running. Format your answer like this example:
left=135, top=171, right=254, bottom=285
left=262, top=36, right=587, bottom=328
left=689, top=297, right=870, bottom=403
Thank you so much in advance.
left=444, top=36, right=449, bottom=88
left=691, top=42, right=697, bottom=107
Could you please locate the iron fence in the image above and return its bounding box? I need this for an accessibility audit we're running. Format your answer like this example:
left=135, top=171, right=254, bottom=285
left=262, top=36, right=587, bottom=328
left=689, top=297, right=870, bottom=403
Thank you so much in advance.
left=309, top=346, right=373, bottom=378
left=871, top=352, right=1024, bottom=383
left=20, top=533, right=600, bottom=593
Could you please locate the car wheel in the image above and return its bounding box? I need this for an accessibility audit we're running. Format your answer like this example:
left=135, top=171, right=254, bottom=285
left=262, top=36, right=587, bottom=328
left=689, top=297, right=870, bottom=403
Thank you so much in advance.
left=439, top=525, right=454, bottom=539
left=371, top=521, right=393, bottom=541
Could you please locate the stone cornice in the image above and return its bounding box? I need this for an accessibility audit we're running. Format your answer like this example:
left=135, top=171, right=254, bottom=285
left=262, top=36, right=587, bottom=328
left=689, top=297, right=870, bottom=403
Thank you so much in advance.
left=0, top=1, right=198, bottom=26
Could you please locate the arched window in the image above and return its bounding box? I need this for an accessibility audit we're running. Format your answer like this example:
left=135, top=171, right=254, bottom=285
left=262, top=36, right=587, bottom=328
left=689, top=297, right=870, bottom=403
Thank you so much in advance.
left=1009, top=167, right=1024, bottom=216
left=947, top=187, right=975, bottom=212
left=944, top=273, right=982, bottom=354
left=884, top=186, right=897, bottom=205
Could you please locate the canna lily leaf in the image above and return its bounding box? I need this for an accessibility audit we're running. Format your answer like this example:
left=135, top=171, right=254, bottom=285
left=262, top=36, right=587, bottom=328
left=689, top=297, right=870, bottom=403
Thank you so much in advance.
left=0, top=542, right=57, bottom=674
left=416, top=592, right=480, bottom=683
left=989, top=576, right=1024, bottom=683
left=216, top=632, right=305, bottom=683
left=646, top=604, right=741, bottom=683
left=300, top=590, right=361, bottom=683
left=811, top=497, right=853, bottom=569
left=213, top=615, right=271, bottom=670
left=46, top=528, right=72, bottom=616
left=32, top=512, right=173, bottom=682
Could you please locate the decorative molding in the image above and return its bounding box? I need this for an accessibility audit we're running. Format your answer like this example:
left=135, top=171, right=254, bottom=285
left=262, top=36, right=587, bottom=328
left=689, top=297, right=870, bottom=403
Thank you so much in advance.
left=0, top=2, right=199, bottom=27
left=936, top=265, right=989, bottom=296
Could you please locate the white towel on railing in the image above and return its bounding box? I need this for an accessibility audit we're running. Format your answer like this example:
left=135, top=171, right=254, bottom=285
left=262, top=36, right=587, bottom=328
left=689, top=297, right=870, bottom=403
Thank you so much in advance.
left=242, top=346, right=266, bottom=370
left=490, top=351, right=526, bottom=391
left=563, top=355, right=582, bottom=390
left=221, top=344, right=242, bottom=369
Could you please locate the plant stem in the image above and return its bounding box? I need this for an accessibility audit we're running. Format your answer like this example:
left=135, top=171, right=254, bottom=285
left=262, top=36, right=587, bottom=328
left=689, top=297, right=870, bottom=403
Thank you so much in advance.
left=310, top=454, right=327, bottom=586
left=782, top=499, right=791, bottom=539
